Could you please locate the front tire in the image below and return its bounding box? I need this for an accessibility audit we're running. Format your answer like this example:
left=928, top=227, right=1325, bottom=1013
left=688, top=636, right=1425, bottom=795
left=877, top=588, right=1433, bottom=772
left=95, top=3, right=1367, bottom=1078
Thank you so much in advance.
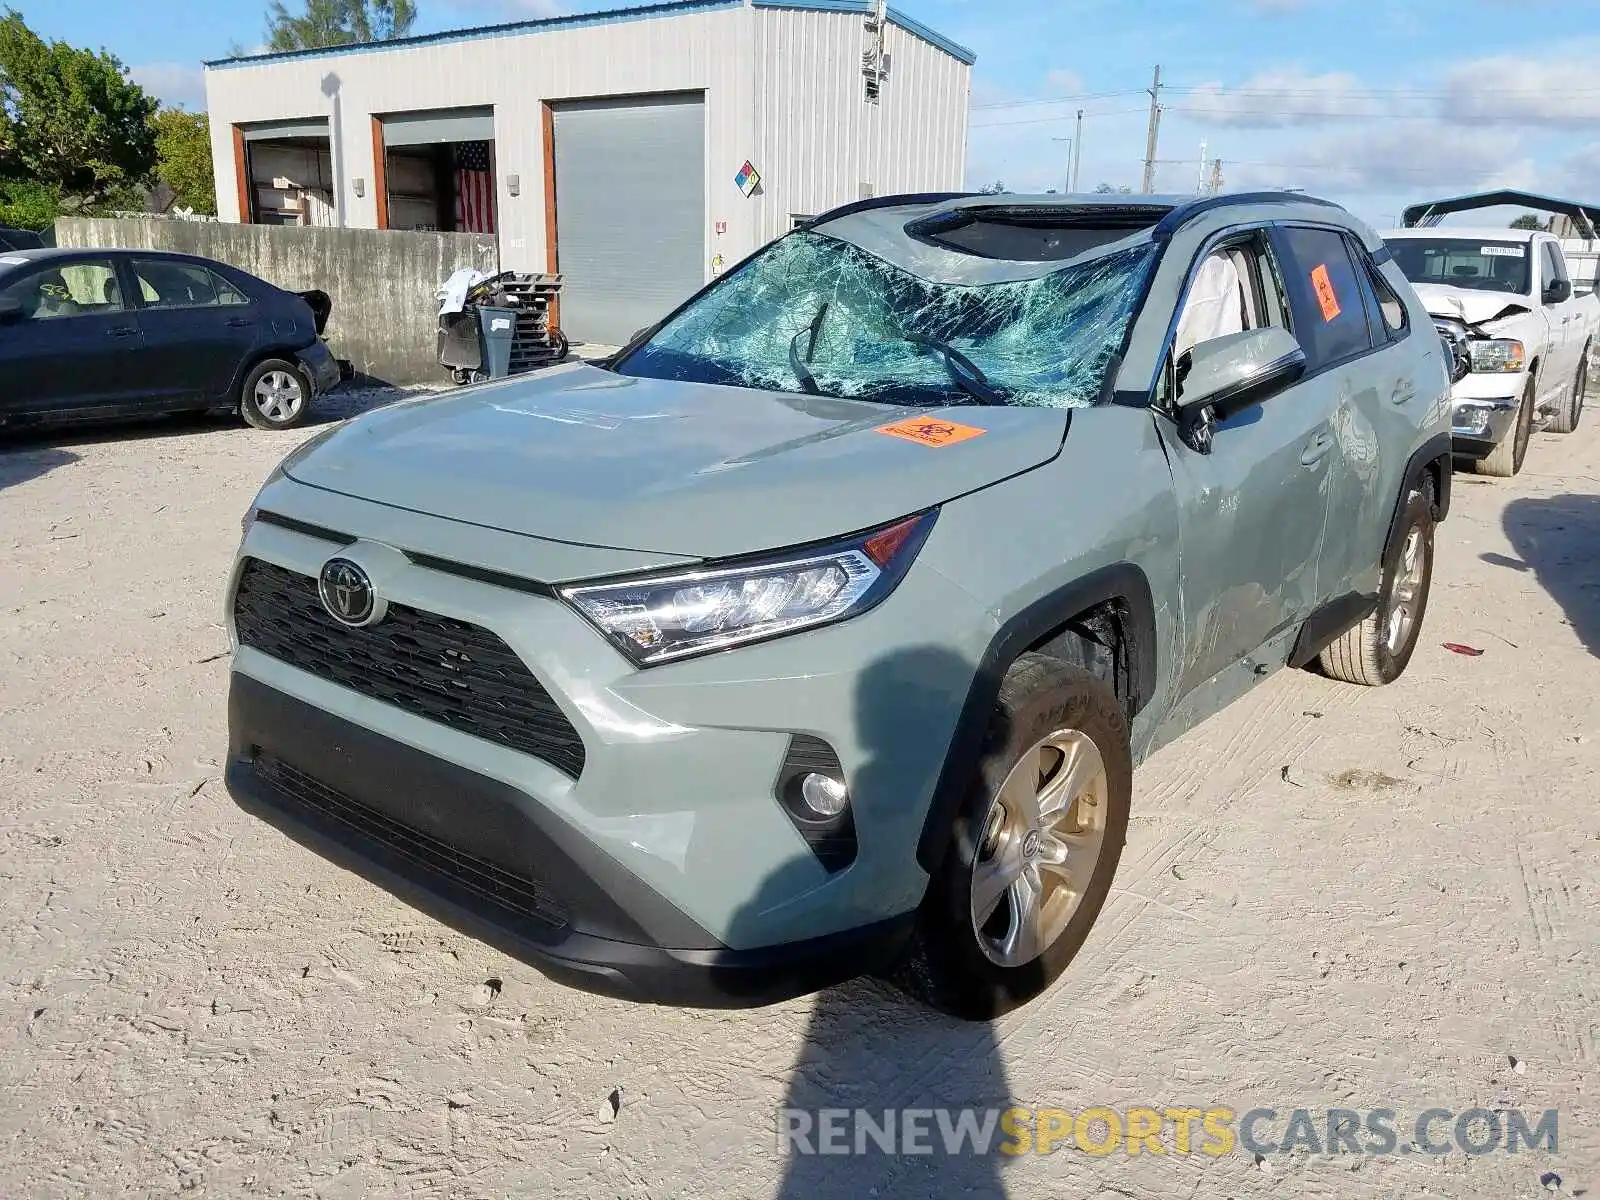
left=240, top=359, right=312, bottom=431
left=1319, top=481, right=1435, bottom=686
left=1547, top=352, right=1587, bottom=435
left=896, top=654, right=1131, bottom=1020
left=1474, top=380, right=1534, bottom=477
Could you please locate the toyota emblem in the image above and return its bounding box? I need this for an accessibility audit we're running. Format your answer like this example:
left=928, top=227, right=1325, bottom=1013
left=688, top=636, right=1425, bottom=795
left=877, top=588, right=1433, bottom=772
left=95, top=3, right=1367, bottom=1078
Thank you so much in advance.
left=318, top=558, right=378, bottom=626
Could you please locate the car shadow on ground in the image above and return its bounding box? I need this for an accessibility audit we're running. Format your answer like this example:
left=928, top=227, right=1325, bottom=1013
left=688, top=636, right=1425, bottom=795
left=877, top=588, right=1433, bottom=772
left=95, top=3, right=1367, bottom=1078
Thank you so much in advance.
left=0, top=442, right=79, bottom=492
left=725, top=646, right=1017, bottom=1196
left=1494, top=493, right=1600, bottom=657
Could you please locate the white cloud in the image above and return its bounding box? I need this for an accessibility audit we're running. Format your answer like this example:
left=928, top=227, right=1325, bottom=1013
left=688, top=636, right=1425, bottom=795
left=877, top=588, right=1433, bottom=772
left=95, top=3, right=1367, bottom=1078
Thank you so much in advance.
left=1176, top=51, right=1600, bottom=133
left=1225, top=123, right=1540, bottom=196
left=1043, top=68, right=1086, bottom=95
left=129, top=62, right=207, bottom=111
left=1175, top=69, right=1385, bottom=127
left=1438, top=54, right=1600, bottom=128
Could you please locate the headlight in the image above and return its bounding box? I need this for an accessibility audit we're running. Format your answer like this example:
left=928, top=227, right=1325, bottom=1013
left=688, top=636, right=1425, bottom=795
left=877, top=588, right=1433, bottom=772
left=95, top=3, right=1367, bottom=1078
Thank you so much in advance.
left=1469, top=339, right=1525, bottom=374
left=562, top=511, right=937, bottom=665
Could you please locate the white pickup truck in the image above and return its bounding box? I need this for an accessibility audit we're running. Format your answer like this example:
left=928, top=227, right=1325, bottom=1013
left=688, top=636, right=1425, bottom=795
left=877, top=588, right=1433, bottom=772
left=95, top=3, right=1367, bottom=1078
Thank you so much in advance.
left=1383, top=227, right=1598, bottom=476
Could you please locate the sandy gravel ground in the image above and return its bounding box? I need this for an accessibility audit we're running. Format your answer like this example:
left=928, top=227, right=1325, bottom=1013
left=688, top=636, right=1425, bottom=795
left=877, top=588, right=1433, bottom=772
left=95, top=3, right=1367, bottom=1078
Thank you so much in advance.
left=2, top=391, right=1597, bottom=1198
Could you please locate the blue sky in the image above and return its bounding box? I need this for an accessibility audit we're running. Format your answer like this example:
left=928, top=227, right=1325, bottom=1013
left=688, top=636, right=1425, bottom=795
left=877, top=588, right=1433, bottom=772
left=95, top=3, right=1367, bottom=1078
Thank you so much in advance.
left=22, top=0, right=1600, bottom=227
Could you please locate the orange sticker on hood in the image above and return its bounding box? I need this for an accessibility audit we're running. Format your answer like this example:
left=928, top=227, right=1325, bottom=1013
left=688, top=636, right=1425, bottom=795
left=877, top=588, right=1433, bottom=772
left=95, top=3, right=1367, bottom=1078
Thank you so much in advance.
left=1310, top=263, right=1341, bottom=322
left=876, top=415, right=988, bottom=447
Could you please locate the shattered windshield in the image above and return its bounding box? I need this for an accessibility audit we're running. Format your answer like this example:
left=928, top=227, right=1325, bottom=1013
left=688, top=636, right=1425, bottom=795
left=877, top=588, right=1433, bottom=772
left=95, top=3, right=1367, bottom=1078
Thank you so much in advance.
left=616, top=231, right=1156, bottom=409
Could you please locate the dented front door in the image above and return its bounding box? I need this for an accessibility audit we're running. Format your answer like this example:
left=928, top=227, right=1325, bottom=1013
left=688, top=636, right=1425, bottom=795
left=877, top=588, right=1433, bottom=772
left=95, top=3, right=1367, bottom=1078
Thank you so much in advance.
left=1158, top=381, right=1336, bottom=703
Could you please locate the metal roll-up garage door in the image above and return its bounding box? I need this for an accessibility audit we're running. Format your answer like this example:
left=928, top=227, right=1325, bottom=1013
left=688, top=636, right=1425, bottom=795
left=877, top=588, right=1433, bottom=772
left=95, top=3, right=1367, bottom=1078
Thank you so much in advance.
left=551, top=93, right=705, bottom=346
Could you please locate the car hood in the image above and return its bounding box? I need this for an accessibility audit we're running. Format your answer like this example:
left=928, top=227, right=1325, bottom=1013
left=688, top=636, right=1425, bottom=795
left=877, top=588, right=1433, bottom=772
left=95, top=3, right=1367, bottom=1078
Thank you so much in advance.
left=284, top=363, right=1069, bottom=559
left=1413, top=282, right=1533, bottom=329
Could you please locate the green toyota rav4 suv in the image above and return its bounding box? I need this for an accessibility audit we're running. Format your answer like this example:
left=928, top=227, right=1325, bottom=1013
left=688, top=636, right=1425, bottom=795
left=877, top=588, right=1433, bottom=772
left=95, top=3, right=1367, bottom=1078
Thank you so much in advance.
left=226, top=192, right=1452, bottom=1018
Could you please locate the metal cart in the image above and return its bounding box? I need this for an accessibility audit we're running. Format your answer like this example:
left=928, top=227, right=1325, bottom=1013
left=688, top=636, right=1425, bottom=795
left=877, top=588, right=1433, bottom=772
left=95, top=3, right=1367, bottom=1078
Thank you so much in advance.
left=437, top=272, right=569, bottom=385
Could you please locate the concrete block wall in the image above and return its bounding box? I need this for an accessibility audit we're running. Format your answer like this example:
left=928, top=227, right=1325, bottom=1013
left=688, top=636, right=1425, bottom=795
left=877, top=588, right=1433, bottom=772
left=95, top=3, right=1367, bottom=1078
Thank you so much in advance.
left=54, top=217, right=498, bottom=384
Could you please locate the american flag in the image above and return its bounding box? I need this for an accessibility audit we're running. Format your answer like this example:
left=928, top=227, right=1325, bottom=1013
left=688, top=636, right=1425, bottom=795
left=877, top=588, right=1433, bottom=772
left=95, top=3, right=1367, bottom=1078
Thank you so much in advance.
left=454, top=141, right=497, bottom=234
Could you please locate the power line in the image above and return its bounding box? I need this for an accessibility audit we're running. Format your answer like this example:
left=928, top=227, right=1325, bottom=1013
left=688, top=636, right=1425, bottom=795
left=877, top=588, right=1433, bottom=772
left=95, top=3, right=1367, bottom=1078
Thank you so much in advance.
left=969, top=107, right=1149, bottom=129
left=972, top=81, right=1600, bottom=114
left=971, top=88, right=1150, bottom=111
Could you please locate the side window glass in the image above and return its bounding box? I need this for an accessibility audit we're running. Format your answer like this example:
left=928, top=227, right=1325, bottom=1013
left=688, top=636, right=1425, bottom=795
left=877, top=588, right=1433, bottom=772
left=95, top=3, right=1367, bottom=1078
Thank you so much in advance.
left=0, top=260, right=123, bottom=320
left=1373, top=271, right=1407, bottom=335
left=132, top=260, right=245, bottom=309
left=1275, top=227, right=1376, bottom=367
left=1175, top=243, right=1260, bottom=359
left=1542, top=243, right=1567, bottom=289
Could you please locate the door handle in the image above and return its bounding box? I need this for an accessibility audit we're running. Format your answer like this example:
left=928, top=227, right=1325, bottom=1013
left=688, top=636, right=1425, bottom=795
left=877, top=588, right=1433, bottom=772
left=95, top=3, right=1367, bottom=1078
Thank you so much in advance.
left=225, top=318, right=254, bottom=328
left=1300, top=432, right=1333, bottom=466
left=107, top=326, right=138, bottom=338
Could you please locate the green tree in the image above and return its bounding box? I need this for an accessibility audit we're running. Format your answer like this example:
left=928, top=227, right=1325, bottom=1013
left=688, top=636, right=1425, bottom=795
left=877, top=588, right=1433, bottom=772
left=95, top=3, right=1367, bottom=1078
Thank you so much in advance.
left=0, top=175, right=57, bottom=229
left=0, top=10, right=157, bottom=209
left=1509, top=214, right=1547, bottom=231
left=153, top=108, right=215, bottom=214
left=264, top=0, right=417, bottom=51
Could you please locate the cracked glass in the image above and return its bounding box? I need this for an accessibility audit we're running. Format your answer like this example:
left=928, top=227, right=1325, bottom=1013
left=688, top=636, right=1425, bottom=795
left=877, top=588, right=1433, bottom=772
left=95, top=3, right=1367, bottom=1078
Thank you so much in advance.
left=618, top=231, right=1157, bottom=410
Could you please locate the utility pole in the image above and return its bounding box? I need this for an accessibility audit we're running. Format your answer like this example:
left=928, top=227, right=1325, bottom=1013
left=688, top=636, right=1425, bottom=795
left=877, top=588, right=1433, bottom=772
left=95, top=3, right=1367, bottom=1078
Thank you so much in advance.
left=1208, top=158, right=1224, bottom=196
left=1050, top=136, right=1073, bottom=194
left=1071, top=108, right=1084, bottom=193
left=1140, top=64, right=1163, bottom=194
left=1196, top=139, right=1208, bottom=194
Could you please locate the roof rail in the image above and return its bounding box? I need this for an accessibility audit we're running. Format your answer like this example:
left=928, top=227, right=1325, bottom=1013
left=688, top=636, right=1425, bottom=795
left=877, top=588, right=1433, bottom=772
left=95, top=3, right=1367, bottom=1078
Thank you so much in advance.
left=1152, top=190, right=1343, bottom=239
left=802, top=193, right=977, bottom=228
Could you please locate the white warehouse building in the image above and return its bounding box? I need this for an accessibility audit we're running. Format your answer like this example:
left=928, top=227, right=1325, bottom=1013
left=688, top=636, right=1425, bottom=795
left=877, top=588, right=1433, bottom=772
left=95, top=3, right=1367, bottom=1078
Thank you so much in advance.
left=202, top=0, right=974, bottom=344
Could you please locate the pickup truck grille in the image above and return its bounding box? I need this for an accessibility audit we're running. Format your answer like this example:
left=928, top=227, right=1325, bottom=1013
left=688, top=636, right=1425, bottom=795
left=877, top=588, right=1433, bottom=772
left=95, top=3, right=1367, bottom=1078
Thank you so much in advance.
left=232, top=558, right=586, bottom=778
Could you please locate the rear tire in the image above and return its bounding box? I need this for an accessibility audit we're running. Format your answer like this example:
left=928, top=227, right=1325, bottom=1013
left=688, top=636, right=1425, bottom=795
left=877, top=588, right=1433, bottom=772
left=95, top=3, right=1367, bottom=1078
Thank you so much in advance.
left=1319, top=481, right=1435, bottom=686
left=240, top=359, right=312, bottom=431
left=1473, top=381, right=1534, bottom=477
left=895, top=654, right=1131, bottom=1020
left=1547, top=352, right=1587, bottom=434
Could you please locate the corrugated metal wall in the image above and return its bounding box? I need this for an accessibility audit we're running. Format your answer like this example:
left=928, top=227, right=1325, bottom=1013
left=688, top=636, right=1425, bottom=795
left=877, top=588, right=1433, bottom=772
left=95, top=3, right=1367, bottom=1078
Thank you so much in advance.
left=204, top=4, right=971, bottom=296
left=750, top=7, right=970, bottom=247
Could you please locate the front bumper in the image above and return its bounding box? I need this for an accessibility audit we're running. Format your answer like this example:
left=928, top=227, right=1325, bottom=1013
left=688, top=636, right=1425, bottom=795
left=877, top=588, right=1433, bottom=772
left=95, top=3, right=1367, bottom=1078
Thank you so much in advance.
left=224, top=484, right=997, bottom=1002
left=226, top=673, right=914, bottom=1006
left=295, top=341, right=342, bottom=395
left=1450, top=393, right=1520, bottom=457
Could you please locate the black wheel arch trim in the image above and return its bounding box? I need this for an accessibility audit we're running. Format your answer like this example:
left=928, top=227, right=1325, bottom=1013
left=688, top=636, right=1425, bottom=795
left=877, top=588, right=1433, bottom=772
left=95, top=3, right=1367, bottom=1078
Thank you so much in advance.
left=1386, top=432, right=1452, bottom=561
left=915, top=561, right=1157, bottom=874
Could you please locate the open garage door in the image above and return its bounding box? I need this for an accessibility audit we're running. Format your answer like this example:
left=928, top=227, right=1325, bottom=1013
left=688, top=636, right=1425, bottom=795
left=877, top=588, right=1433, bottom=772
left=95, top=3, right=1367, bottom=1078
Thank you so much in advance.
left=550, top=93, right=705, bottom=346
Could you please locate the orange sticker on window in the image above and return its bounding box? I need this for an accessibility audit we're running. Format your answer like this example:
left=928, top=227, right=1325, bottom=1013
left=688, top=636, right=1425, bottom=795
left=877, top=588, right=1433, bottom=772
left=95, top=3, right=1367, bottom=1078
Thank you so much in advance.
left=1310, top=263, right=1342, bottom=322
left=876, top=415, right=988, bottom=448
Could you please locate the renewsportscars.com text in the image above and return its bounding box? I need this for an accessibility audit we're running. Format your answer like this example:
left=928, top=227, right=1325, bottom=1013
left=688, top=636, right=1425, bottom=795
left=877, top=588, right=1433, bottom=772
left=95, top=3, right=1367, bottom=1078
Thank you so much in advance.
left=778, top=1106, right=1559, bottom=1158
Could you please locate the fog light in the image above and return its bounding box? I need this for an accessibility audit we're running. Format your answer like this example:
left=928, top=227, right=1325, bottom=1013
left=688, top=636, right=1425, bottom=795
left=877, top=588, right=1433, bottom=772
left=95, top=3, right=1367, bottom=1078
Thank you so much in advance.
left=800, top=773, right=849, bottom=818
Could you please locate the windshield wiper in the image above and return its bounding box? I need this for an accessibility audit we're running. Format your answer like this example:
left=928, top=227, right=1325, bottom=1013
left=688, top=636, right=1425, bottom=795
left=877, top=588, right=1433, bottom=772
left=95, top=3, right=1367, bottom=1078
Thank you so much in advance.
left=901, top=333, right=1006, bottom=406
left=787, top=303, right=830, bottom=395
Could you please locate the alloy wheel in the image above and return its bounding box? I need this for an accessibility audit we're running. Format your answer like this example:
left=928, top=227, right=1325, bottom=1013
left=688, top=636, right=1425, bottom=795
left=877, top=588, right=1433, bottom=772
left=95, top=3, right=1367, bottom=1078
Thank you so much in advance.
left=254, top=370, right=305, bottom=424
left=971, top=728, right=1109, bottom=969
left=1386, top=525, right=1427, bottom=652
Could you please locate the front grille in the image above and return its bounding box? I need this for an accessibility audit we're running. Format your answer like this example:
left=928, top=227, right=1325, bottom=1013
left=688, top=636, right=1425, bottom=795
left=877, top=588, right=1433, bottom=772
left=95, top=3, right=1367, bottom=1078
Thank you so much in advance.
left=253, top=756, right=570, bottom=931
left=233, top=559, right=586, bottom=778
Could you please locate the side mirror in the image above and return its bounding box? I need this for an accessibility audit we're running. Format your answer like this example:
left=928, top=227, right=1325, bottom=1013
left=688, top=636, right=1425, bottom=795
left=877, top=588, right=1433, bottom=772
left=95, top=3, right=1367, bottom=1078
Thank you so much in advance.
left=1178, top=326, right=1307, bottom=413
left=1544, top=278, right=1572, bottom=305
left=1175, top=327, right=1307, bottom=453
left=0, top=295, right=22, bottom=323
